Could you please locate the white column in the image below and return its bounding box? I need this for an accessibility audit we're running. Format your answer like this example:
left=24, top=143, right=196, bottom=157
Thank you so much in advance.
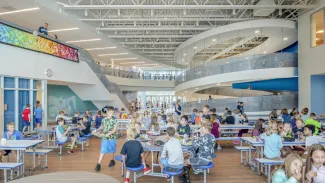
left=29, top=79, right=34, bottom=130
left=111, top=58, right=114, bottom=68
left=14, top=78, right=18, bottom=130
left=0, top=76, right=4, bottom=134
left=42, top=80, right=48, bottom=127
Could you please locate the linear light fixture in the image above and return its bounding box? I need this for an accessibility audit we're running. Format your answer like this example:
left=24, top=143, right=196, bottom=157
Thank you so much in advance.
left=98, top=53, right=128, bottom=56
left=119, top=62, right=145, bottom=65
left=66, top=38, right=100, bottom=43
left=137, top=66, right=162, bottom=68
left=48, top=27, right=79, bottom=32
left=86, top=47, right=116, bottom=50
left=0, top=7, right=40, bottom=15
left=316, top=30, right=324, bottom=33
left=112, top=58, right=138, bottom=61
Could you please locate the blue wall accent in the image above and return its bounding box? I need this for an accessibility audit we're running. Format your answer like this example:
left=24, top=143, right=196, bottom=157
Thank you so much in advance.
left=232, top=78, right=298, bottom=91
left=47, top=85, right=98, bottom=121
left=311, top=75, right=325, bottom=115
left=4, top=90, right=15, bottom=132
left=275, top=42, right=298, bottom=53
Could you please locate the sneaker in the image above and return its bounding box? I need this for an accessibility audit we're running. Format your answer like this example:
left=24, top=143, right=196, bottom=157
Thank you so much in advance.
left=143, top=167, right=151, bottom=174
left=108, top=160, right=115, bottom=167
left=217, top=145, right=222, bottom=150
left=178, top=174, right=186, bottom=181
left=233, top=140, right=239, bottom=145
left=165, top=175, right=171, bottom=181
left=95, top=164, right=101, bottom=171
left=68, top=150, right=74, bottom=154
left=65, top=144, right=72, bottom=148
left=124, top=178, right=130, bottom=183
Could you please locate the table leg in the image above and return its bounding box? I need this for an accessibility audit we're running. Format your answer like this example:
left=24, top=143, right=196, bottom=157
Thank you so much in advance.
left=248, top=144, right=251, bottom=165
left=4, top=169, right=7, bottom=183
left=47, top=134, right=50, bottom=147
left=267, top=164, right=271, bottom=183
left=261, top=147, right=264, bottom=174
left=151, top=151, right=154, bottom=172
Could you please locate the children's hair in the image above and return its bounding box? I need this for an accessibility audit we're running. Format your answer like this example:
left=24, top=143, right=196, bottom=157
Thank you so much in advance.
left=57, top=117, right=64, bottom=123
left=302, top=108, right=309, bottom=115
left=283, top=123, right=293, bottom=135
left=181, top=115, right=188, bottom=121
left=201, top=122, right=212, bottom=132
left=225, top=108, right=228, bottom=111
left=167, top=114, right=176, bottom=124
left=233, top=109, right=239, bottom=114
left=242, top=113, right=247, bottom=119
left=97, top=110, right=101, bottom=115
left=106, top=107, right=114, bottom=112
left=6, top=122, right=15, bottom=128
left=211, top=108, right=216, bottom=113
left=295, top=119, right=303, bottom=126
left=282, top=108, right=288, bottom=115
left=166, top=127, right=176, bottom=136
left=210, top=114, right=217, bottom=123
left=26, top=104, right=30, bottom=108
left=121, top=108, right=125, bottom=111
left=266, top=120, right=278, bottom=136
left=144, top=110, right=149, bottom=115
left=149, top=114, right=159, bottom=132
left=227, top=110, right=232, bottom=115
left=193, top=109, right=198, bottom=113
left=273, top=153, right=302, bottom=179
left=82, top=115, right=89, bottom=121
left=255, top=119, right=264, bottom=134
left=203, top=105, right=209, bottom=109
left=127, top=127, right=137, bottom=140
left=74, top=111, right=79, bottom=115
left=130, top=113, right=140, bottom=125
left=202, top=119, right=210, bottom=125
left=294, top=113, right=301, bottom=120
left=305, top=144, right=325, bottom=177
left=310, top=112, right=316, bottom=118
left=304, top=124, right=315, bottom=134
left=59, top=110, right=64, bottom=114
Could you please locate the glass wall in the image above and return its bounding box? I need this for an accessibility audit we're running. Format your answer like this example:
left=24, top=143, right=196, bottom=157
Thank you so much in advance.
left=311, top=9, right=324, bottom=47
left=0, top=76, right=45, bottom=132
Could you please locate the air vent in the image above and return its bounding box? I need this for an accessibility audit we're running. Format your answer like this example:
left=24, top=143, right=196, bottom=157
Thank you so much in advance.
left=253, top=0, right=276, bottom=17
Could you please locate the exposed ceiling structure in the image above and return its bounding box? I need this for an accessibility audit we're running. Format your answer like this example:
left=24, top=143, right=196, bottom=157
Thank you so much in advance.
left=57, top=0, right=315, bottom=66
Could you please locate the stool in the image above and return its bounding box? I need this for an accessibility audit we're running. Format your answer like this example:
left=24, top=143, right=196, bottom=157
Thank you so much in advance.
left=207, top=153, right=216, bottom=174
left=163, top=168, right=183, bottom=183
left=55, top=141, right=66, bottom=156
left=77, top=136, right=88, bottom=151
left=200, top=162, right=214, bottom=183
left=126, top=164, right=144, bottom=183
left=115, top=154, right=124, bottom=177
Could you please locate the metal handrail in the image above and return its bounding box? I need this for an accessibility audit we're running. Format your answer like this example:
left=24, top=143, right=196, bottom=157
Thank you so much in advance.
left=175, top=53, right=298, bottom=86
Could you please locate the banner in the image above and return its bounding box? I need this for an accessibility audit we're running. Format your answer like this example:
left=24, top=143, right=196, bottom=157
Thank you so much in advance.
left=0, top=22, right=79, bottom=62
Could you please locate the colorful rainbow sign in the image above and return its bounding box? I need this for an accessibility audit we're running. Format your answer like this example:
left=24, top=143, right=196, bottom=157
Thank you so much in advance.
left=0, top=22, right=79, bottom=62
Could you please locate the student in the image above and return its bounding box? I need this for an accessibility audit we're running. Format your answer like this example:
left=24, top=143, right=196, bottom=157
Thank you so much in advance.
left=148, top=114, right=160, bottom=134
left=301, top=125, right=320, bottom=153
left=22, top=104, right=31, bottom=134
left=290, top=114, right=300, bottom=129
left=119, top=108, right=128, bottom=119
left=34, top=103, right=44, bottom=128
left=183, top=123, right=214, bottom=181
left=305, top=113, right=321, bottom=135
left=210, top=114, right=221, bottom=150
left=121, top=128, right=150, bottom=183
left=195, top=110, right=202, bottom=125
left=223, top=110, right=235, bottom=124
left=38, top=23, right=48, bottom=35
left=85, top=110, right=93, bottom=123
left=177, top=115, right=190, bottom=137
left=95, top=110, right=103, bottom=129
left=0, top=122, right=23, bottom=161
left=300, top=107, right=309, bottom=122
left=281, top=109, right=291, bottom=123
left=191, top=109, right=198, bottom=125
left=166, top=114, right=178, bottom=130
left=260, top=120, right=283, bottom=160
left=269, top=109, right=278, bottom=121
left=94, top=107, right=118, bottom=171
left=71, top=112, right=80, bottom=125
left=251, top=119, right=264, bottom=137
left=234, top=114, right=249, bottom=144
left=56, top=111, right=70, bottom=123
left=202, top=105, right=210, bottom=120
left=280, top=123, right=294, bottom=157
left=290, top=108, right=297, bottom=117
left=305, top=144, right=325, bottom=183
left=292, top=119, right=304, bottom=139
left=222, top=108, right=229, bottom=119
left=80, top=115, right=91, bottom=136
left=272, top=153, right=303, bottom=183
left=159, top=127, right=184, bottom=181
left=157, top=114, right=165, bottom=127
left=233, top=109, right=241, bottom=124
left=56, top=118, right=77, bottom=154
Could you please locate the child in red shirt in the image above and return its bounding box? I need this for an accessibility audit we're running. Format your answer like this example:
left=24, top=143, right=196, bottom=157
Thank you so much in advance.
left=22, top=104, right=31, bottom=134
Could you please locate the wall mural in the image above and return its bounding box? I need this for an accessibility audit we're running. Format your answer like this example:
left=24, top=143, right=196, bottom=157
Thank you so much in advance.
left=0, top=22, right=79, bottom=62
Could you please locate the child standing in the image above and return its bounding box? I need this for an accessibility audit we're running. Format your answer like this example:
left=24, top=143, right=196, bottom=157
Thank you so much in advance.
left=260, top=121, right=283, bottom=160
left=195, top=110, right=202, bottom=125
left=157, top=114, right=165, bottom=127
left=272, top=153, right=303, bottom=183
left=94, top=107, right=118, bottom=171
left=177, top=115, right=190, bottom=137
left=305, top=144, right=325, bottom=183
left=56, top=118, right=77, bottom=154
left=22, top=104, right=31, bottom=134
left=0, top=122, right=23, bottom=161
left=34, top=103, right=43, bottom=128
left=121, top=128, right=150, bottom=183
left=159, top=127, right=184, bottom=181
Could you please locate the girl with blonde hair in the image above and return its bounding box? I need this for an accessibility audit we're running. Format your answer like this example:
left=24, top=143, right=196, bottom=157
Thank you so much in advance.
left=305, top=144, right=325, bottom=183
left=272, top=153, right=303, bottom=182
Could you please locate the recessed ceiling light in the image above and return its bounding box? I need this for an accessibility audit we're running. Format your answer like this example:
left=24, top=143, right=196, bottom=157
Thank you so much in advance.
left=186, top=62, right=188, bottom=64
left=193, top=47, right=197, bottom=49
left=263, top=51, right=267, bottom=53
left=283, top=37, right=288, bottom=40
left=98, top=53, right=128, bottom=56
left=255, top=30, right=259, bottom=33
left=0, top=7, right=40, bottom=15
left=86, top=47, right=116, bottom=50
left=184, top=53, right=187, bottom=56
left=48, top=27, right=79, bottom=33
left=225, top=62, right=229, bottom=64
left=182, top=59, right=184, bottom=61
left=112, top=58, right=138, bottom=61
left=316, top=38, right=320, bottom=40
left=212, top=39, right=216, bottom=42
left=316, top=30, right=324, bottom=33
left=66, top=38, right=100, bottom=43
left=120, top=62, right=145, bottom=64
left=195, top=88, right=198, bottom=90
left=245, top=57, right=249, bottom=59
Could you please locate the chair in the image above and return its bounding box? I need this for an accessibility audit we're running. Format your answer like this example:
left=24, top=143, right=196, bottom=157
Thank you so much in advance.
left=115, top=154, right=124, bottom=177
left=126, top=164, right=144, bottom=183
left=163, top=168, right=183, bottom=183
left=200, top=162, right=214, bottom=183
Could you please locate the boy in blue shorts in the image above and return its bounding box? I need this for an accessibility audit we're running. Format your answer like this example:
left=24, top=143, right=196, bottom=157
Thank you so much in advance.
left=94, top=107, right=118, bottom=171
left=34, top=102, right=44, bottom=128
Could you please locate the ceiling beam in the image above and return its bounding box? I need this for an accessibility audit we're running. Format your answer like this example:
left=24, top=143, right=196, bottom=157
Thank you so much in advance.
left=97, top=27, right=211, bottom=31
left=141, top=51, right=175, bottom=54
left=80, top=18, right=265, bottom=22
left=121, top=42, right=182, bottom=44
left=109, top=35, right=193, bottom=38
left=60, top=4, right=317, bottom=10
left=130, top=47, right=178, bottom=50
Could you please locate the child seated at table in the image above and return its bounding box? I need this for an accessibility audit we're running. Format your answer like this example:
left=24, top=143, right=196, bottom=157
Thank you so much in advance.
left=121, top=127, right=150, bottom=183
left=148, top=113, right=160, bottom=134
left=79, top=115, right=91, bottom=147
left=210, top=114, right=221, bottom=149
left=177, top=115, right=190, bottom=137
left=292, top=119, right=304, bottom=139
left=299, top=125, right=320, bottom=155
left=272, top=153, right=303, bottom=182
left=182, top=123, right=214, bottom=182
left=252, top=119, right=264, bottom=137
left=166, top=114, right=178, bottom=130
left=305, top=144, right=325, bottom=183
left=157, top=114, right=165, bottom=127
left=56, top=111, right=70, bottom=124
left=71, top=112, right=80, bottom=125
left=0, top=122, right=23, bottom=162
left=305, top=113, right=321, bottom=135
left=56, top=117, right=77, bottom=154
left=95, top=110, right=103, bottom=129
left=195, top=111, right=202, bottom=125
left=159, top=127, right=184, bottom=181
left=191, top=109, right=198, bottom=125
left=260, top=120, right=283, bottom=160
left=234, top=114, right=249, bottom=144
left=280, top=123, right=294, bottom=157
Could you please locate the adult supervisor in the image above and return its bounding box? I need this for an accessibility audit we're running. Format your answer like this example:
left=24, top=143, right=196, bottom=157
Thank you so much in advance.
left=174, top=99, right=182, bottom=121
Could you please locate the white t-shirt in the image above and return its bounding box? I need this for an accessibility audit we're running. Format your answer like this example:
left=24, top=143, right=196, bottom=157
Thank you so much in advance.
left=161, top=137, right=184, bottom=165
left=312, top=165, right=325, bottom=183
left=305, top=135, right=320, bottom=147
left=56, top=126, right=68, bottom=142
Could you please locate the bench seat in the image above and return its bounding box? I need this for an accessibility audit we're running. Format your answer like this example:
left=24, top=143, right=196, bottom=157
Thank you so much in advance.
left=25, top=149, right=53, bottom=168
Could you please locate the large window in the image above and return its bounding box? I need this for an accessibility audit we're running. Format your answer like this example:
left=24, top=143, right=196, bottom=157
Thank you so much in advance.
left=312, top=9, right=324, bottom=47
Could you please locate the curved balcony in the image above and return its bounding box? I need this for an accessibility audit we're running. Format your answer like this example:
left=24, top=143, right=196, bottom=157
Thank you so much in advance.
left=175, top=53, right=298, bottom=86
